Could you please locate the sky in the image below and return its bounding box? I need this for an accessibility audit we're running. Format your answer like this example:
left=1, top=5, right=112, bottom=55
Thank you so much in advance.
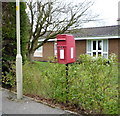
left=66, top=0, right=120, bottom=27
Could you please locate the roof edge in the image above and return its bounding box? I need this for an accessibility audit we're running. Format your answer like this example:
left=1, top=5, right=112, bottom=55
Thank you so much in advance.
left=38, top=36, right=119, bottom=42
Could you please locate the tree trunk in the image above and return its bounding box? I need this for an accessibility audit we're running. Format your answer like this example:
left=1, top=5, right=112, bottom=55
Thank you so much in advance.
left=27, top=50, right=34, bottom=62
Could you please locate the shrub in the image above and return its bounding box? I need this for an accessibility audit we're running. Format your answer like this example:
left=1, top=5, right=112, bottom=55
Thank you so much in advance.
left=2, top=62, right=16, bottom=88
left=22, top=54, right=119, bottom=114
left=68, top=54, right=118, bottom=114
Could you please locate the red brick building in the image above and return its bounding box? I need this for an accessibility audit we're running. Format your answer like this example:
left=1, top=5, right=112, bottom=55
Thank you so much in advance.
left=33, top=25, right=120, bottom=62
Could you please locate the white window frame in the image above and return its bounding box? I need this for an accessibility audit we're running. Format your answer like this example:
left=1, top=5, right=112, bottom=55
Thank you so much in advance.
left=86, top=39, right=108, bottom=58
left=34, top=45, right=43, bottom=57
left=102, top=39, right=109, bottom=59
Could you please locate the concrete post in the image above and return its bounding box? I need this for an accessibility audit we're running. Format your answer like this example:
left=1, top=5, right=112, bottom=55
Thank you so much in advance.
left=16, top=0, right=23, bottom=99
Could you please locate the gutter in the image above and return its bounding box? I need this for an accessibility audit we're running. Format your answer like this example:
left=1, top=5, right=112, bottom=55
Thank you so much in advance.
left=38, top=36, right=119, bottom=42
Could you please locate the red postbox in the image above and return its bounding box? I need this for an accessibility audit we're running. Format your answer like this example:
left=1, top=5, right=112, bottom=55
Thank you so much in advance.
left=56, top=34, right=76, bottom=64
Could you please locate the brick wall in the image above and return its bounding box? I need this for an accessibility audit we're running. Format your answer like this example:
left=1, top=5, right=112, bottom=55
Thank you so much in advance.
left=118, top=39, right=120, bottom=62
left=34, top=40, right=86, bottom=61
left=109, top=39, right=119, bottom=62
left=76, top=40, right=86, bottom=59
left=34, top=42, right=54, bottom=61
left=34, top=39, right=120, bottom=62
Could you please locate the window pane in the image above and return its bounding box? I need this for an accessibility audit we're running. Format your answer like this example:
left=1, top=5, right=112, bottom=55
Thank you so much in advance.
left=34, top=45, right=43, bottom=57
left=93, top=52, right=96, bottom=57
left=103, top=54, right=108, bottom=58
left=93, top=41, right=96, bottom=50
left=98, top=40, right=102, bottom=50
left=87, top=40, right=91, bottom=52
left=98, top=52, right=102, bottom=56
left=34, top=50, right=43, bottom=57
left=103, top=40, right=108, bottom=52
left=87, top=53, right=91, bottom=56
left=37, top=46, right=42, bottom=51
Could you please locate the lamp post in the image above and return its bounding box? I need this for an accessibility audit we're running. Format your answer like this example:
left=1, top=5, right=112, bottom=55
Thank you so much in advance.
left=16, top=0, right=23, bottom=99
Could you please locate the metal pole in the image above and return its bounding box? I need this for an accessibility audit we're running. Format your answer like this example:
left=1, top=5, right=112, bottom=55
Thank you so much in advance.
left=65, top=63, right=69, bottom=103
left=16, top=0, right=23, bottom=99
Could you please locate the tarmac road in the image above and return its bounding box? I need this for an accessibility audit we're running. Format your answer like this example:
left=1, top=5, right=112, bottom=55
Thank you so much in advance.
left=1, top=87, right=80, bottom=116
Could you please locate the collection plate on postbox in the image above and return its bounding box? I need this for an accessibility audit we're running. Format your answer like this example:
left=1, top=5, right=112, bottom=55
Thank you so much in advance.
left=56, top=34, right=76, bottom=64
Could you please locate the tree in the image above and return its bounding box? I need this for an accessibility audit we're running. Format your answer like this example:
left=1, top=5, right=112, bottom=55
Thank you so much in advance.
left=20, top=2, right=29, bottom=62
left=2, top=2, right=29, bottom=64
left=27, top=0, right=98, bottom=62
left=2, top=2, right=16, bottom=76
left=2, top=2, right=29, bottom=87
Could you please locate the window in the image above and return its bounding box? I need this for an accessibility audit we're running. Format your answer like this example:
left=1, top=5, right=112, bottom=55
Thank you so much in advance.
left=87, top=40, right=108, bottom=58
left=103, top=40, right=108, bottom=58
left=34, top=44, right=43, bottom=57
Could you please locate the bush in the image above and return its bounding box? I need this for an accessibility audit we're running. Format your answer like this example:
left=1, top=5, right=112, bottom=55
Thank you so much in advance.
left=68, top=54, right=118, bottom=114
left=2, top=62, right=16, bottom=88
left=23, top=61, right=66, bottom=101
left=23, top=54, right=119, bottom=114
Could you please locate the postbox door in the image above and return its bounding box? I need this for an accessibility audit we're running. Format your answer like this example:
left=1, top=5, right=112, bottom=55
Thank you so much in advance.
left=57, top=46, right=67, bottom=64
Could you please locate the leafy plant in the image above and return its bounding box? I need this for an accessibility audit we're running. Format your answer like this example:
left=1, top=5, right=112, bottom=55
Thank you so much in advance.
left=2, top=63, right=16, bottom=88
left=22, top=54, right=119, bottom=114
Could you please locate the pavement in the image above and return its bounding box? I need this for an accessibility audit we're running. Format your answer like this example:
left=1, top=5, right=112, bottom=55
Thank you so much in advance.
left=0, top=87, right=80, bottom=116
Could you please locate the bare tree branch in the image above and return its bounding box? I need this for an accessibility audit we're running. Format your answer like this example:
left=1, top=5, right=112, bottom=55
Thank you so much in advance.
left=26, top=0, right=99, bottom=61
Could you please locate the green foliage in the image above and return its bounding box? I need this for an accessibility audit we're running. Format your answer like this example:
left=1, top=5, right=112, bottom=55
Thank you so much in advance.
left=2, top=3, right=16, bottom=39
left=2, top=63, right=16, bottom=88
left=68, top=54, right=118, bottom=114
left=22, top=54, right=118, bottom=114
left=2, top=2, right=29, bottom=64
left=20, top=2, right=29, bottom=63
left=2, top=3, right=17, bottom=88
left=2, top=2, right=29, bottom=87
left=23, top=61, right=66, bottom=100
left=2, top=3, right=16, bottom=62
